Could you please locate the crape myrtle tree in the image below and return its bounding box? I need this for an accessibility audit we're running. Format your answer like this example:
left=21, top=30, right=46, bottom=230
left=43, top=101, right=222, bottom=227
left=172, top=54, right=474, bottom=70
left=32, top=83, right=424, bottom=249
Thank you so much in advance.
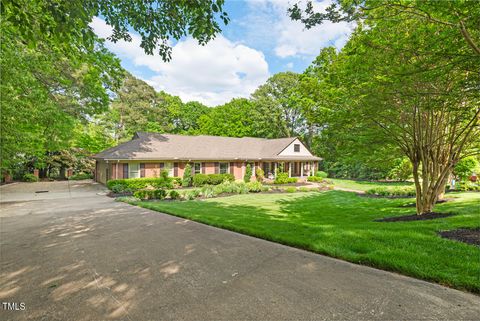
left=290, top=1, right=480, bottom=214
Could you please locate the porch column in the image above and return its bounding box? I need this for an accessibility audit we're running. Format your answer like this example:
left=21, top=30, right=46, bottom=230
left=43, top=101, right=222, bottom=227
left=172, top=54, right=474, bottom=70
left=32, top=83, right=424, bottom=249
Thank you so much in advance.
left=274, top=162, right=277, bottom=178
left=300, top=162, right=304, bottom=177
left=288, top=162, right=292, bottom=177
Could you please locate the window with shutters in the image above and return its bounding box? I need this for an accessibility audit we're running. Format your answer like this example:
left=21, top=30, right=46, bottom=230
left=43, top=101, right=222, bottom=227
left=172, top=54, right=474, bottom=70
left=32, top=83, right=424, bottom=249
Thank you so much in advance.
left=123, top=163, right=129, bottom=179
left=194, top=162, right=201, bottom=174
left=129, top=163, right=140, bottom=178
left=140, top=163, right=145, bottom=177
left=219, top=162, right=229, bottom=174
left=163, top=162, right=173, bottom=176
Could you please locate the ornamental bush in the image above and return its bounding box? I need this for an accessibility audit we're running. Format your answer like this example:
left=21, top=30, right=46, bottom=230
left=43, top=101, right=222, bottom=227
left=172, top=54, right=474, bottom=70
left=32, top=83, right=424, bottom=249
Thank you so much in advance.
left=315, top=171, right=328, bottom=178
left=107, top=177, right=172, bottom=191
left=193, top=174, right=209, bottom=186
left=133, top=189, right=167, bottom=200
left=182, top=189, right=201, bottom=200
left=307, top=176, right=323, bottom=182
left=182, top=164, right=193, bottom=187
left=255, top=167, right=264, bottom=182
left=23, top=173, right=38, bottom=182
left=169, top=190, right=180, bottom=200
left=246, top=181, right=263, bottom=192
left=285, top=187, right=297, bottom=193
left=274, top=172, right=298, bottom=184
left=366, top=186, right=416, bottom=197
left=192, top=173, right=234, bottom=187
left=201, top=185, right=215, bottom=198
left=244, top=164, right=252, bottom=183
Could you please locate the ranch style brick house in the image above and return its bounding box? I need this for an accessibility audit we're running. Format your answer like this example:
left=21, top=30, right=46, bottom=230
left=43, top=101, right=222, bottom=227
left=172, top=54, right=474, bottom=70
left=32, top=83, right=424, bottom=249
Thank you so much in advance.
left=93, top=132, right=321, bottom=184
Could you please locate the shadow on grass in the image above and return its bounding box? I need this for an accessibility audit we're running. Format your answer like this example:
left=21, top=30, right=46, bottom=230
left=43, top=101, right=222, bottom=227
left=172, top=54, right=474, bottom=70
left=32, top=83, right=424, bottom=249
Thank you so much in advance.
left=131, top=191, right=480, bottom=293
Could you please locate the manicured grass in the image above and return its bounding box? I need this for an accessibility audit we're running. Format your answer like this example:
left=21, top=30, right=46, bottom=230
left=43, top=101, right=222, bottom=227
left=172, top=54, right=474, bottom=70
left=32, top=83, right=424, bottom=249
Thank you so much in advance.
left=128, top=191, right=480, bottom=293
left=330, top=178, right=414, bottom=191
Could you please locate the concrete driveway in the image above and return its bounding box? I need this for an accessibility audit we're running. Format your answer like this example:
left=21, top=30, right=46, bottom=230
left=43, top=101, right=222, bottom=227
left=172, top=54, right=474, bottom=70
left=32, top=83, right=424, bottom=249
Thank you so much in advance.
left=1, top=181, right=479, bottom=320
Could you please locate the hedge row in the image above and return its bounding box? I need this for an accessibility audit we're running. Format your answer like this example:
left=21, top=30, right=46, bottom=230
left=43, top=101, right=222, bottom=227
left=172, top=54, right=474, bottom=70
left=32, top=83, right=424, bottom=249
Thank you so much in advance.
left=192, top=173, right=235, bottom=186
left=107, top=177, right=173, bottom=192
left=365, top=186, right=416, bottom=197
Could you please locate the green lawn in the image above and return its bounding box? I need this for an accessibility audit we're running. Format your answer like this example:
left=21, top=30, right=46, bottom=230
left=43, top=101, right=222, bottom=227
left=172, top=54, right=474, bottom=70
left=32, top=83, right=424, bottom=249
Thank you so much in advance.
left=128, top=191, right=480, bottom=293
left=330, top=178, right=414, bottom=191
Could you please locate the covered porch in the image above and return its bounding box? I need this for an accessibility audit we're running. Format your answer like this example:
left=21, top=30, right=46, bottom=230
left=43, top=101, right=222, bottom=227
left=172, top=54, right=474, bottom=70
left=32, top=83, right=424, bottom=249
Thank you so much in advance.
left=261, top=161, right=317, bottom=179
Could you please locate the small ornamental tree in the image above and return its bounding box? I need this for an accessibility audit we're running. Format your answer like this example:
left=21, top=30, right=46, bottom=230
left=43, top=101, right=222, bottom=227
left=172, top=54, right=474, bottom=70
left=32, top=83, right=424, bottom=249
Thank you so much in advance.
left=255, top=167, right=265, bottom=182
left=454, top=157, right=479, bottom=181
left=244, top=164, right=252, bottom=183
left=182, top=164, right=193, bottom=187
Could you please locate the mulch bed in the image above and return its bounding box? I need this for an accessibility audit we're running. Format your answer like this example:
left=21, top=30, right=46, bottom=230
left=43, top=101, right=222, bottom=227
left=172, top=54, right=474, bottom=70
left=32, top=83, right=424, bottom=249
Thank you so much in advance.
left=439, top=228, right=480, bottom=247
left=360, top=194, right=413, bottom=199
left=375, top=212, right=455, bottom=222
left=107, top=192, right=133, bottom=198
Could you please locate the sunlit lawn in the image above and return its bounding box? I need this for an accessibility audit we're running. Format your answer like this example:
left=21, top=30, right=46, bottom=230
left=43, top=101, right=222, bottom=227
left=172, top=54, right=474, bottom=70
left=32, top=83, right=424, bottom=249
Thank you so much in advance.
left=330, top=178, right=414, bottom=191
left=128, top=191, right=480, bottom=293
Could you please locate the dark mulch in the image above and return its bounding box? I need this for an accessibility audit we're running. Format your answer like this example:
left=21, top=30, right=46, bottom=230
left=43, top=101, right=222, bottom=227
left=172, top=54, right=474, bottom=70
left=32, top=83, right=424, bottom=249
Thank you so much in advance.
left=375, top=212, right=455, bottom=222
left=360, top=194, right=413, bottom=199
left=399, top=198, right=453, bottom=208
left=107, top=192, right=133, bottom=198
left=439, top=228, right=480, bottom=247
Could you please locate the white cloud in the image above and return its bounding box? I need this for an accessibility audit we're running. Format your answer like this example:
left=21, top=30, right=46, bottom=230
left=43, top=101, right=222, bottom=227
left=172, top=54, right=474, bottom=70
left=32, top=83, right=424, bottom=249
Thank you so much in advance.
left=90, top=17, right=270, bottom=106
left=243, top=0, right=353, bottom=58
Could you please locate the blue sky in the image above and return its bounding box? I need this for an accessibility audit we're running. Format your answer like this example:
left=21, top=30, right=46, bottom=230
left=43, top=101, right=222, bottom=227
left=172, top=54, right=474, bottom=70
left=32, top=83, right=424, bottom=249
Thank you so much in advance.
left=91, top=0, right=352, bottom=106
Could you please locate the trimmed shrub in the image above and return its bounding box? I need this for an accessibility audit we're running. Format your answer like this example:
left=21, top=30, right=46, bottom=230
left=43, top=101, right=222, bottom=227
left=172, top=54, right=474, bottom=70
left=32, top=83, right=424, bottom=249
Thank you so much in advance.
left=315, top=171, right=328, bottom=178
left=107, top=177, right=172, bottom=191
left=169, top=190, right=180, bottom=200
left=274, top=172, right=298, bottom=184
left=238, top=182, right=249, bottom=194
left=171, top=177, right=182, bottom=188
left=182, top=164, right=193, bottom=187
left=299, top=187, right=310, bottom=192
left=307, top=176, right=323, bottom=182
left=255, top=167, right=264, bottom=182
left=285, top=187, right=297, bottom=193
left=207, top=174, right=227, bottom=185
left=68, top=172, right=93, bottom=180
left=133, top=189, right=167, bottom=200
left=160, top=169, right=169, bottom=180
left=261, top=186, right=270, bottom=192
left=457, top=181, right=480, bottom=191
left=193, top=174, right=209, bottom=187
left=244, top=164, right=252, bottom=183
left=111, top=184, right=132, bottom=194
left=366, top=186, right=416, bottom=197
left=192, top=173, right=234, bottom=187
left=246, top=181, right=263, bottom=192
left=23, top=173, right=38, bottom=182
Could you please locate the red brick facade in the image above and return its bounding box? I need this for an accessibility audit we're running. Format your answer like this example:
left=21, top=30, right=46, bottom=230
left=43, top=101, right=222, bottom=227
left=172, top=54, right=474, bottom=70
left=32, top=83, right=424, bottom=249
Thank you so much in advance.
left=97, top=160, right=318, bottom=184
